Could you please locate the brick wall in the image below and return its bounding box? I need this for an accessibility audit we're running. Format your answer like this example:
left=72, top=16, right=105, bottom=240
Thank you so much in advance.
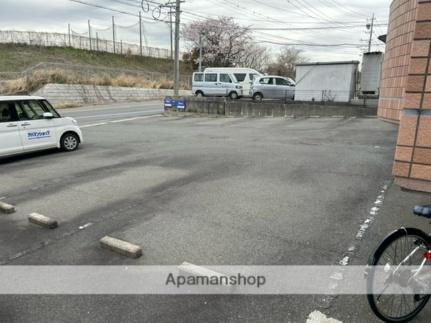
left=393, top=0, right=431, bottom=193
left=378, top=0, right=417, bottom=122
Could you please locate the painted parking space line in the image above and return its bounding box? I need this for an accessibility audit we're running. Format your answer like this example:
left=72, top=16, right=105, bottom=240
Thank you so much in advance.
left=74, top=110, right=162, bottom=120
left=80, top=114, right=162, bottom=127
left=109, top=114, right=162, bottom=123
left=306, top=311, right=342, bottom=323
left=61, top=102, right=161, bottom=113
left=80, top=122, right=109, bottom=128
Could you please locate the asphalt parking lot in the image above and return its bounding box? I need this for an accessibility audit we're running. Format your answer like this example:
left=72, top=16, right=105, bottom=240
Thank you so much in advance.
left=1, top=106, right=422, bottom=322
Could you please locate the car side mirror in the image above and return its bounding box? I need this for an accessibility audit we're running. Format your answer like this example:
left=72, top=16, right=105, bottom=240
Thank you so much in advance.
left=43, top=112, right=54, bottom=119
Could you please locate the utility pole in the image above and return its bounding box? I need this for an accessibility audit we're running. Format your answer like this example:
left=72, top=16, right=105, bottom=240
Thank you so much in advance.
left=169, top=10, right=173, bottom=61
left=88, top=19, right=92, bottom=50
left=174, top=0, right=181, bottom=96
left=68, top=23, right=71, bottom=47
left=198, top=33, right=203, bottom=72
left=96, top=32, right=99, bottom=51
left=367, top=13, right=375, bottom=53
left=139, top=11, right=143, bottom=56
left=112, top=16, right=116, bottom=54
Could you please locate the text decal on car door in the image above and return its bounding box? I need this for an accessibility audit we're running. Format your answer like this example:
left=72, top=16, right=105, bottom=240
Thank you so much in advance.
left=27, top=130, right=51, bottom=140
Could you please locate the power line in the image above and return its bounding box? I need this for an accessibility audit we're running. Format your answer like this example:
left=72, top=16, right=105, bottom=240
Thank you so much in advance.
left=68, top=0, right=162, bottom=23
left=257, top=39, right=384, bottom=47
left=250, top=23, right=387, bottom=31
left=325, top=0, right=371, bottom=18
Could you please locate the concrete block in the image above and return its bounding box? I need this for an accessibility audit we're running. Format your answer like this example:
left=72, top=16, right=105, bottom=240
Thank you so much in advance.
left=0, top=201, right=16, bottom=214
left=28, top=213, right=58, bottom=229
left=100, top=236, right=142, bottom=258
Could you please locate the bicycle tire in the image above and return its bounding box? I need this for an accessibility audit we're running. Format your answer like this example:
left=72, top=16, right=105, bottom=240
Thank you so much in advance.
left=367, top=227, right=430, bottom=322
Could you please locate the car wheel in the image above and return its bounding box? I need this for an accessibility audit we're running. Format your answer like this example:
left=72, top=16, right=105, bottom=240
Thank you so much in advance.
left=253, top=93, right=263, bottom=101
left=196, top=91, right=204, bottom=97
left=61, top=133, right=80, bottom=152
left=229, top=91, right=239, bottom=100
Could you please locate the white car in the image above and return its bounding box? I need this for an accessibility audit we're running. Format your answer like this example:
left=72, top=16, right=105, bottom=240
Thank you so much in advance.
left=0, top=96, right=83, bottom=158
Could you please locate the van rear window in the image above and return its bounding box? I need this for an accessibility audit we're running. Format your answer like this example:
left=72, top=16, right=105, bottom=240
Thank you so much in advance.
left=194, top=73, right=203, bottom=82
left=234, top=73, right=247, bottom=82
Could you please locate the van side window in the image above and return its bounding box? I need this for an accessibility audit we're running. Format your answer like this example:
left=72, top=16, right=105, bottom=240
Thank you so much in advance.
left=19, top=100, right=47, bottom=120
left=204, top=73, right=217, bottom=82
left=234, top=73, right=247, bottom=82
left=0, top=102, right=15, bottom=123
left=194, top=73, right=203, bottom=82
left=220, top=73, right=232, bottom=83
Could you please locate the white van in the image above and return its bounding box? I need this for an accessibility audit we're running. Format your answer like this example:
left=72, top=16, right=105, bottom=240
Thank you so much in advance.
left=0, top=96, right=83, bottom=158
left=192, top=71, right=243, bottom=99
left=204, top=68, right=263, bottom=97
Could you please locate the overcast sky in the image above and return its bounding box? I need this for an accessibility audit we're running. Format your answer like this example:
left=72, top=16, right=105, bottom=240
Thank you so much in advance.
left=0, top=0, right=391, bottom=62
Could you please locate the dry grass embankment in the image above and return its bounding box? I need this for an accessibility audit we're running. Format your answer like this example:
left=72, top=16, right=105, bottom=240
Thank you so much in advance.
left=0, top=69, right=187, bottom=95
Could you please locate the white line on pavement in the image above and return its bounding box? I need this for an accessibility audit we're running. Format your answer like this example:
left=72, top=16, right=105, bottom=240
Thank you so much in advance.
left=61, top=102, right=161, bottom=113
left=74, top=110, right=162, bottom=120
left=80, top=122, right=108, bottom=128
left=81, top=114, right=162, bottom=127
left=306, top=311, right=342, bottom=323
left=109, top=114, right=162, bottom=123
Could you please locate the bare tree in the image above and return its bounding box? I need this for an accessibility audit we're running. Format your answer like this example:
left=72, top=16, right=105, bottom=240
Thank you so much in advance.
left=265, top=47, right=307, bottom=79
left=182, top=17, right=268, bottom=71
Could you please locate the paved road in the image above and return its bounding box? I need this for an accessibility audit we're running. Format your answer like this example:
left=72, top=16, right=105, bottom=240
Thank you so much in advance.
left=1, top=112, right=426, bottom=322
left=59, top=100, right=163, bottom=125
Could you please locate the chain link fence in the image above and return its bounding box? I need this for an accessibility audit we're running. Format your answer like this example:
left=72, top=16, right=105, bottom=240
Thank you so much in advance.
left=0, top=30, right=172, bottom=59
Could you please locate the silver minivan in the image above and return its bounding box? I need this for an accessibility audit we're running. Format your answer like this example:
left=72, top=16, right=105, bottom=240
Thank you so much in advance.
left=192, top=72, right=243, bottom=99
left=251, top=76, right=296, bottom=101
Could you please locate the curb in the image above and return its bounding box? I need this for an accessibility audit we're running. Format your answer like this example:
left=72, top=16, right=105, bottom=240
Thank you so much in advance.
left=28, top=213, right=58, bottom=229
left=100, top=236, right=142, bottom=259
left=0, top=201, right=16, bottom=214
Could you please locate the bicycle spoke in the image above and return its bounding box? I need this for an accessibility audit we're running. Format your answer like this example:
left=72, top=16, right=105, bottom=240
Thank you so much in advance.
left=368, top=232, right=429, bottom=321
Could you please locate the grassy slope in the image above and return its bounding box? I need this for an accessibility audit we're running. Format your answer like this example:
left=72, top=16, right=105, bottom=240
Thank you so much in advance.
left=0, top=43, right=192, bottom=74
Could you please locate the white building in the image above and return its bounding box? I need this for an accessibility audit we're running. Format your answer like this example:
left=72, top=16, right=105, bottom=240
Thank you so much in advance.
left=294, top=61, right=359, bottom=103
left=360, top=52, right=384, bottom=97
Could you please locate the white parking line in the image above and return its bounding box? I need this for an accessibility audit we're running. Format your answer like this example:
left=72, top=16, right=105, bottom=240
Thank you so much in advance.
left=61, top=102, right=161, bottom=113
left=80, top=122, right=108, bottom=128
left=80, top=114, right=162, bottom=128
left=110, top=114, right=162, bottom=123
left=75, top=110, right=162, bottom=120
left=306, top=311, right=342, bottom=323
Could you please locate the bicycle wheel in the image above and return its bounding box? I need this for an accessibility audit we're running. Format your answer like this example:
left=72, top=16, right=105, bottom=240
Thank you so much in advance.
left=367, top=227, right=430, bottom=322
